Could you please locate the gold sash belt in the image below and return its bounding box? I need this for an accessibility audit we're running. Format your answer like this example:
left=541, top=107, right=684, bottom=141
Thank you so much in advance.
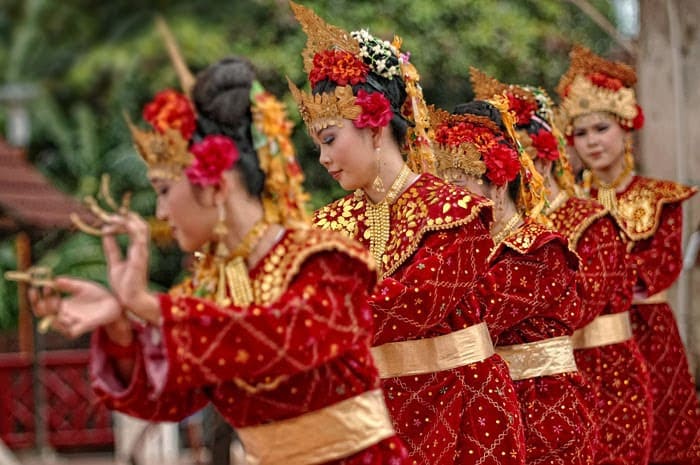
left=237, top=389, right=395, bottom=465
left=496, top=336, right=578, bottom=381
left=370, top=323, right=495, bottom=378
left=571, top=312, right=633, bottom=349
left=632, top=290, right=668, bottom=305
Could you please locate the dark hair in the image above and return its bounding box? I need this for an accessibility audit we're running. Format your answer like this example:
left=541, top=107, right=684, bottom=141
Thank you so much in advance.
left=191, top=56, right=265, bottom=197
left=312, top=75, right=410, bottom=146
left=453, top=100, right=507, bottom=133
left=453, top=100, right=521, bottom=202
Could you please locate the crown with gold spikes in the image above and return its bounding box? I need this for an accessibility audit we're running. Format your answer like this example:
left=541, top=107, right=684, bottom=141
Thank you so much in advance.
left=429, top=104, right=522, bottom=187
left=124, top=17, right=197, bottom=181
left=470, top=67, right=539, bottom=125
left=125, top=90, right=196, bottom=181
left=288, top=1, right=397, bottom=131
left=287, top=78, right=362, bottom=133
left=556, top=44, right=643, bottom=135
left=125, top=114, right=192, bottom=180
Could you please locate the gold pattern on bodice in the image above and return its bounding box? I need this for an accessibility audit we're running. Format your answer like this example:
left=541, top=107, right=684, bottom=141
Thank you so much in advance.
left=548, top=197, right=608, bottom=249
left=250, top=227, right=373, bottom=305
left=488, top=221, right=573, bottom=264
left=314, top=174, right=492, bottom=277
left=613, top=177, right=696, bottom=241
left=180, top=227, right=372, bottom=307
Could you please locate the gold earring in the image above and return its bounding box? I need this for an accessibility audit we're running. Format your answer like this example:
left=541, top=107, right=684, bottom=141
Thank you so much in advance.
left=213, top=203, right=230, bottom=306
left=372, top=147, right=386, bottom=193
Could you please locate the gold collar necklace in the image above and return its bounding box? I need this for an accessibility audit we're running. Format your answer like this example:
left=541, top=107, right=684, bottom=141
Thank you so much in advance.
left=363, top=164, right=413, bottom=273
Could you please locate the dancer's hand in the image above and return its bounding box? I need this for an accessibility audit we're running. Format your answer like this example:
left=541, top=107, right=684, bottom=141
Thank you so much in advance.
left=29, top=277, right=126, bottom=339
left=102, top=212, right=160, bottom=324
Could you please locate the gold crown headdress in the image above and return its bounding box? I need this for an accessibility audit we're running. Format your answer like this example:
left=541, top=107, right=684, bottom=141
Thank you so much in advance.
left=287, top=78, right=362, bottom=133
left=428, top=105, right=488, bottom=178
left=470, top=67, right=538, bottom=110
left=289, top=2, right=436, bottom=174
left=556, top=44, right=641, bottom=134
left=125, top=107, right=194, bottom=181
left=288, top=1, right=366, bottom=133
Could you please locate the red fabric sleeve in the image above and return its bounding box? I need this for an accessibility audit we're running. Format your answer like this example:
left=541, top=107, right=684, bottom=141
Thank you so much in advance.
left=158, top=251, right=375, bottom=391
left=631, top=203, right=684, bottom=295
left=480, top=240, right=581, bottom=342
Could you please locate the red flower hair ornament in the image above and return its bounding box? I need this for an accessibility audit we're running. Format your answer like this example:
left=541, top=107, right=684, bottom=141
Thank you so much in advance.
left=529, top=129, right=560, bottom=161
left=353, top=89, right=393, bottom=129
left=484, top=143, right=521, bottom=186
left=185, top=135, right=239, bottom=186
left=309, top=50, right=369, bottom=87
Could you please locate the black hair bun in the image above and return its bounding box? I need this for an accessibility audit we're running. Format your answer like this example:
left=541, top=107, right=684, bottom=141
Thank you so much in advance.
left=192, top=57, right=255, bottom=128
left=191, top=57, right=264, bottom=197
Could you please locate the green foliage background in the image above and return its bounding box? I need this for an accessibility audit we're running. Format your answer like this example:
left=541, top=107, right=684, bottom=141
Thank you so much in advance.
left=0, top=0, right=616, bottom=329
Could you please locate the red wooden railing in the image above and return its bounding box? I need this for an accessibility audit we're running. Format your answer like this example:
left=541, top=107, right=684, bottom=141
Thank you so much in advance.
left=0, top=350, right=114, bottom=450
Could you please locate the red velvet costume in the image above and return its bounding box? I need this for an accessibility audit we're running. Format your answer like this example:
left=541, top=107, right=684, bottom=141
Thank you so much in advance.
left=314, top=173, right=526, bottom=465
left=478, top=221, right=595, bottom=465
left=90, top=227, right=409, bottom=465
left=549, top=195, right=653, bottom=465
left=594, top=176, right=700, bottom=464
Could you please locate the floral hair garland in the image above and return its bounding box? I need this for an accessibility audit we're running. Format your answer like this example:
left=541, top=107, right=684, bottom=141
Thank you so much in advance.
left=351, top=29, right=402, bottom=80
left=250, top=80, right=309, bottom=225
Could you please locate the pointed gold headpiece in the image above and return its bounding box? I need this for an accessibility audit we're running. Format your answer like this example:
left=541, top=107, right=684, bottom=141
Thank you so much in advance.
left=470, top=67, right=537, bottom=108
left=287, top=78, right=361, bottom=134
left=556, top=44, right=640, bottom=133
left=125, top=112, right=193, bottom=180
left=289, top=1, right=361, bottom=76
left=124, top=17, right=198, bottom=180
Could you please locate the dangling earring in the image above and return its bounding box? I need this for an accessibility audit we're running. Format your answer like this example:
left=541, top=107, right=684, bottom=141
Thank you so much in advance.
left=623, top=136, right=635, bottom=174
left=213, top=202, right=230, bottom=306
left=372, top=147, right=386, bottom=193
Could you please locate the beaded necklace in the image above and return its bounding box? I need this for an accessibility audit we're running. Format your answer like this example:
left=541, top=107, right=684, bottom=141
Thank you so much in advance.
left=363, top=164, right=413, bottom=273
